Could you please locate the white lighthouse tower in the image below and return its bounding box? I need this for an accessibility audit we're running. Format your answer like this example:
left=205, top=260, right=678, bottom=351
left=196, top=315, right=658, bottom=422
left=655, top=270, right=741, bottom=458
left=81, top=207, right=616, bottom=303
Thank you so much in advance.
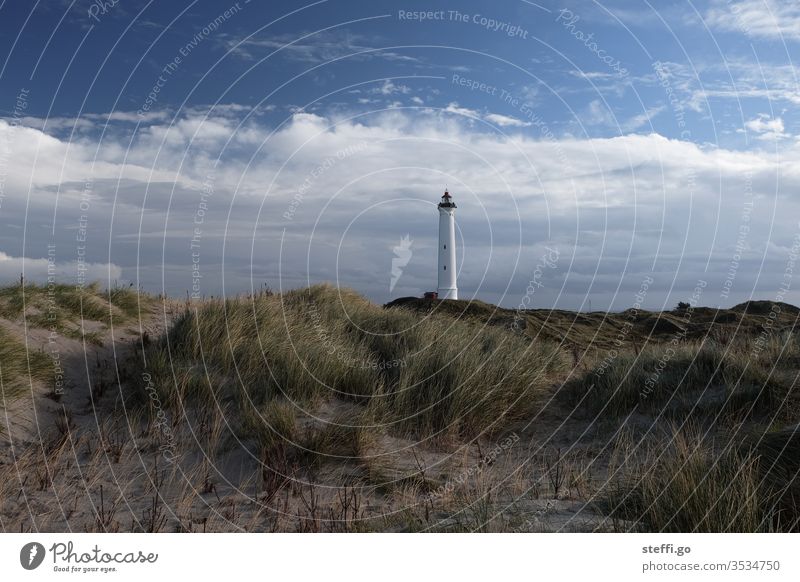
left=437, top=189, right=458, bottom=300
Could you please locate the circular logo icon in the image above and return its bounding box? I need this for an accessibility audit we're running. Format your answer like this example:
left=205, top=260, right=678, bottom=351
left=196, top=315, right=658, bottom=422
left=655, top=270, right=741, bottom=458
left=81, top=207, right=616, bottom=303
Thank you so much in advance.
left=20, top=542, right=46, bottom=570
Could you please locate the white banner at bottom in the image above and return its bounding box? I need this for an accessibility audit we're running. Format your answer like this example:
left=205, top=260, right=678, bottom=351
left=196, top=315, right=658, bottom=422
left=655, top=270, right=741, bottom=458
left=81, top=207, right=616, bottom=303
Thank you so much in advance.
left=0, top=533, right=795, bottom=581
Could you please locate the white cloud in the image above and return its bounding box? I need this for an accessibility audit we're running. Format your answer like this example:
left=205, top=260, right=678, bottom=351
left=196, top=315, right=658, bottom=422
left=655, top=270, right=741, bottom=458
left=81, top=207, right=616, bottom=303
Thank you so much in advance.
left=221, top=30, right=419, bottom=63
left=568, top=71, right=622, bottom=81
left=3, top=107, right=800, bottom=309
left=444, top=104, right=531, bottom=129
left=373, top=80, right=411, bottom=96
left=740, top=114, right=791, bottom=140
left=0, top=252, right=121, bottom=285
left=636, top=59, right=800, bottom=120
left=705, top=0, right=800, bottom=40
left=583, top=100, right=615, bottom=126
left=621, top=106, right=667, bottom=132
left=484, top=113, right=531, bottom=128
left=87, top=110, right=171, bottom=124
left=443, top=102, right=481, bottom=118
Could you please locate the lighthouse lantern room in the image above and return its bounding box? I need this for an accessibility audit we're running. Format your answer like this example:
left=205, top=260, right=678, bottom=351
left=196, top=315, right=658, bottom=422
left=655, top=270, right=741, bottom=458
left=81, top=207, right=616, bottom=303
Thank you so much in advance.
left=437, top=189, right=458, bottom=300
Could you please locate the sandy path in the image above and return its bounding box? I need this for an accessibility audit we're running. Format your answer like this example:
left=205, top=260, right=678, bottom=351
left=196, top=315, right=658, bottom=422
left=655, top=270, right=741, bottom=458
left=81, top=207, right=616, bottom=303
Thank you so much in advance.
left=0, top=299, right=181, bottom=453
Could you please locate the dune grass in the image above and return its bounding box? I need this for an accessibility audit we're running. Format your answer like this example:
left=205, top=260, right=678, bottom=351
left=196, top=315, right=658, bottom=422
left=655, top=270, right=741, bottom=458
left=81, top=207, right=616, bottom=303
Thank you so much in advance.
left=4, top=280, right=797, bottom=533
left=0, top=326, right=51, bottom=406
left=599, top=426, right=800, bottom=532
left=0, top=280, right=151, bottom=409
left=564, top=335, right=796, bottom=422
left=142, top=284, right=569, bottom=441
left=0, top=281, right=148, bottom=329
left=744, top=427, right=800, bottom=531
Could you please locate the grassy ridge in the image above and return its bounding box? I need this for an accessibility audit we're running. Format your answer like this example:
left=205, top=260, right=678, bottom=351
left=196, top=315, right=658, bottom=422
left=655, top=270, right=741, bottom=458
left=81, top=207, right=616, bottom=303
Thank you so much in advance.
left=143, top=284, right=569, bottom=440
left=564, top=334, right=799, bottom=423
left=0, top=281, right=150, bottom=408
left=0, top=281, right=147, bottom=345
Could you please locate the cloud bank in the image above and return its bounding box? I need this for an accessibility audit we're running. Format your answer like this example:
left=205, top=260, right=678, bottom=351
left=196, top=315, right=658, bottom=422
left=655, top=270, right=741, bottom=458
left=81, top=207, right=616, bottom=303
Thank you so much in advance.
left=2, top=105, right=799, bottom=310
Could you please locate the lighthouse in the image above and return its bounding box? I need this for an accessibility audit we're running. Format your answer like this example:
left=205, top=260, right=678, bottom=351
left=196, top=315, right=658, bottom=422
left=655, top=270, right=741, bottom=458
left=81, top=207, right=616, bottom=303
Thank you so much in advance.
left=437, top=189, right=458, bottom=300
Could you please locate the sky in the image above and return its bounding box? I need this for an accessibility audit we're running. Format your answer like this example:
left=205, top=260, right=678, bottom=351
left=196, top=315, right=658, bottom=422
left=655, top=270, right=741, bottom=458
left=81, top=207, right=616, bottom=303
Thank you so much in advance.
left=0, top=0, right=799, bottom=311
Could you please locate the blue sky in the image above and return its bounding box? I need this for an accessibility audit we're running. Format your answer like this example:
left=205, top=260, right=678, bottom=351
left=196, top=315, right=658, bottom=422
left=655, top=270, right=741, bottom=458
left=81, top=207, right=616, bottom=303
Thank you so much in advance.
left=1, top=0, right=799, bottom=310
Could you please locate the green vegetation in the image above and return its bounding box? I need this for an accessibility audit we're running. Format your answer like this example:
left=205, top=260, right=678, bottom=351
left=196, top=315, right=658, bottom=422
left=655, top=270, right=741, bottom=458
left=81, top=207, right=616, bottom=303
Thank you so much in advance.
left=0, top=280, right=151, bottom=408
left=0, top=280, right=148, bottom=327
left=0, top=326, right=51, bottom=405
left=563, top=334, right=798, bottom=423
left=2, top=280, right=798, bottom=532
left=0, top=281, right=150, bottom=347
left=564, top=342, right=787, bottom=419
left=600, top=427, right=800, bottom=532
left=142, top=284, right=569, bottom=441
